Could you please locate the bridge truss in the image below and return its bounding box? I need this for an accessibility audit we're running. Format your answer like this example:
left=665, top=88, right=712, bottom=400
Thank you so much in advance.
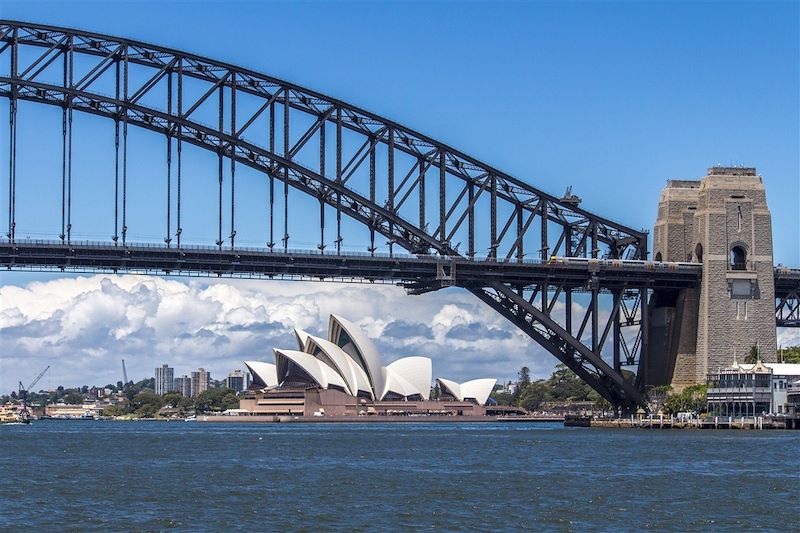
left=0, top=21, right=796, bottom=411
left=775, top=270, right=800, bottom=328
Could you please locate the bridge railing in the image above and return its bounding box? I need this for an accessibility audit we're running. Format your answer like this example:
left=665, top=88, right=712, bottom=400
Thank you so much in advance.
left=1, top=237, right=708, bottom=271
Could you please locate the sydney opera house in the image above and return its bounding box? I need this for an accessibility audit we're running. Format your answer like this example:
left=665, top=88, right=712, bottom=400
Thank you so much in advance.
left=239, top=314, right=499, bottom=418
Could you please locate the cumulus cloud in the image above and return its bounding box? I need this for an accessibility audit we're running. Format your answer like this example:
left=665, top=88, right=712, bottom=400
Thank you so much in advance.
left=778, top=328, right=800, bottom=350
left=0, top=275, right=560, bottom=393
left=381, top=320, right=433, bottom=340
left=446, top=323, right=512, bottom=342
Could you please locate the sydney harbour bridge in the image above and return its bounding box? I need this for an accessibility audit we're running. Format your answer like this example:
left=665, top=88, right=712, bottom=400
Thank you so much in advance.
left=1, top=21, right=798, bottom=412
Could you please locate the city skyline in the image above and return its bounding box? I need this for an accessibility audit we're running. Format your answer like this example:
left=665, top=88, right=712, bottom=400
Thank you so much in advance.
left=1, top=1, right=798, bottom=392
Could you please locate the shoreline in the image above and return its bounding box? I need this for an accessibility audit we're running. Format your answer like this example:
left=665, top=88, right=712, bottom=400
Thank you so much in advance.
left=567, top=415, right=800, bottom=430
left=195, top=415, right=563, bottom=424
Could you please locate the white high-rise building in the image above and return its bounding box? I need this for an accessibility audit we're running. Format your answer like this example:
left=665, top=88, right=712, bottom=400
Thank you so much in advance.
left=154, top=364, right=175, bottom=396
left=226, top=370, right=246, bottom=392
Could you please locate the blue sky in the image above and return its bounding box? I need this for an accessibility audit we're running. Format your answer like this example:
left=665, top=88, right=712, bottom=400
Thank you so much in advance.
left=0, top=0, right=798, bottom=390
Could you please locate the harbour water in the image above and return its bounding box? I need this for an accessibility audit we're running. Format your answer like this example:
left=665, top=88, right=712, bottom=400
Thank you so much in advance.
left=1, top=421, right=798, bottom=531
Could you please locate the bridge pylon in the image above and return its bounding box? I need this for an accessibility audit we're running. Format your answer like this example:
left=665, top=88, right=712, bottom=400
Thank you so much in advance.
left=651, top=167, right=778, bottom=391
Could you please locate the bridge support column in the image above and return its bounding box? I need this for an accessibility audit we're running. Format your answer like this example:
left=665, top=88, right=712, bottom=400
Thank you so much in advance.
left=652, top=167, right=778, bottom=392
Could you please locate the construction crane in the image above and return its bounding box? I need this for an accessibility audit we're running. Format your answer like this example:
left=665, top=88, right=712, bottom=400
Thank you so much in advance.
left=18, top=365, right=50, bottom=423
left=121, top=359, right=129, bottom=390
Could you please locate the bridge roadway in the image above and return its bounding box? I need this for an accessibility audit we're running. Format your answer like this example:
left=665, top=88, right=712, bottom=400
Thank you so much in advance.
left=774, top=267, right=800, bottom=299
left=1, top=240, right=705, bottom=290
left=4, top=241, right=797, bottom=327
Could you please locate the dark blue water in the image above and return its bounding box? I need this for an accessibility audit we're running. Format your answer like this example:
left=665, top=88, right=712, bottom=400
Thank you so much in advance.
left=1, top=421, right=797, bottom=531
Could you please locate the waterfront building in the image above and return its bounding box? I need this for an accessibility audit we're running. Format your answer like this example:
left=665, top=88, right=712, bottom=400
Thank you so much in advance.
left=706, top=360, right=800, bottom=416
left=191, top=369, right=210, bottom=397
left=154, top=364, right=175, bottom=396
left=226, top=370, right=246, bottom=392
left=239, top=314, right=497, bottom=417
left=269, top=314, right=433, bottom=400
left=788, top=380, right=800, bottom=415
left=45, top=402, right=104, bottom=419
left=174, top=376, right=191, bottom=397
left=765, top=363, right=800, bottom=414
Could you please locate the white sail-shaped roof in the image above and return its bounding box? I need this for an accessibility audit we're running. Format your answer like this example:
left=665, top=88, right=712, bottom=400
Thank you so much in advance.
left=294, top=327, right=311, bottom=352
left=306, top=335, right=374, bottom=399
left=268, top=315, right=459, bottom=402
left=382, top=357, right=432, bottom=400
left=328, top=314, right=385, bottom=399
left=274, top=348, right=348, bottom=391
left=437, top=378, right=462, bottom=400
left=244, top=361, right=278, bottom=388
left=382, top=369, right=417, bottom=399
left=437, top=377, right=496, bottom=405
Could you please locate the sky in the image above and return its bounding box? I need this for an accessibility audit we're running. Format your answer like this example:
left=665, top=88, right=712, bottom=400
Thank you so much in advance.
left=0, top=0, right=798, bottom=392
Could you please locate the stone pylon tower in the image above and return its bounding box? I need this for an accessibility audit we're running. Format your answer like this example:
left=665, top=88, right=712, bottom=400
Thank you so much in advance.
left=651, top=167, right=777, bottom=391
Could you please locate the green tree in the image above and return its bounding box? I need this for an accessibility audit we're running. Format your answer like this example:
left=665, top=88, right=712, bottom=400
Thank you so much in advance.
left=664, top=385, right=707, bottom=415
left=546, top=364, right=594, bottom=401
left=102, top=404, right=123, bottom=417
left=177, top=396, right=195, bottom=414
left=490, top=390, right=515, bottom=406
left=515, top=366, right=531, bottom=401
left=135, top=377, right=156, bottom=391
left=647, top=385, right=673, bottom=413
left=195, top=388, right=239, bottom=413
left=518, top=367, right=531, bottom=388
left=130, top=390, right=163, bottom=418
left=779, top=346, right=800, bottom=363
left=161, top=391, right=183, bottom=408
left=519, top=381, right=551, bottom=411
left=63, top=390, right=84, bottom=405
left=744, top=345, right=759, bottom=364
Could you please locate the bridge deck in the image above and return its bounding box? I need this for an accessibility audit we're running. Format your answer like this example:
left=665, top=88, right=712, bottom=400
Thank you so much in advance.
left=1, top=240, right=703, bottom=291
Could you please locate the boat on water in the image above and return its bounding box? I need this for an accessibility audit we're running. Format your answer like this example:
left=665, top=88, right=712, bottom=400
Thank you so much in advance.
left=0, top=407, right=30, bottom=425
left=184, top=415, right=197, bottom=422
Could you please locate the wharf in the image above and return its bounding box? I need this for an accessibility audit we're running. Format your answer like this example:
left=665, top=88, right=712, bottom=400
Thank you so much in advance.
left=497, top=415, right=563, bottom=423
left=579, top=415, right=800, bottom=430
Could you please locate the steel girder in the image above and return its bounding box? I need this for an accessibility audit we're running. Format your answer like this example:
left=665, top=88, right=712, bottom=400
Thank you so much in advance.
left=0, top=20, right=647, bottom=260
left=775, top=268, right=800, bottom=328
left=470, top=283, right=648, bottom=409
left=0, top=240, right=702, bottom=289
left=777, top=292, right=800, bottom=328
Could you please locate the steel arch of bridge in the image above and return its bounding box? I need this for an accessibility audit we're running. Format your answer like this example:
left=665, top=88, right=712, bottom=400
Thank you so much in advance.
left=1, top=20, right=665, bottom=410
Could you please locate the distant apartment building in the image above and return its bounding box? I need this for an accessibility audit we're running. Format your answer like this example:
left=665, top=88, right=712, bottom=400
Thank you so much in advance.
left=226, top=370, right=246, bottom=392
left=155, top=364, right=175, bottom=396
left=191, top=368, right=210, bottom=397
left=174, top=375, right=192, bottom=397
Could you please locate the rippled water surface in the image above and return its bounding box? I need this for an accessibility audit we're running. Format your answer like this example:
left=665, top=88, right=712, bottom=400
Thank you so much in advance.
left=1, top=421, right=798, bottom=531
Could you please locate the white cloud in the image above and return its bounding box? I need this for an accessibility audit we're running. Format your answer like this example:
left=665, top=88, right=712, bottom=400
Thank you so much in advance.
left=0, top=275, right=560, bottom=393
left=778, top=328, right=800, bottom=350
